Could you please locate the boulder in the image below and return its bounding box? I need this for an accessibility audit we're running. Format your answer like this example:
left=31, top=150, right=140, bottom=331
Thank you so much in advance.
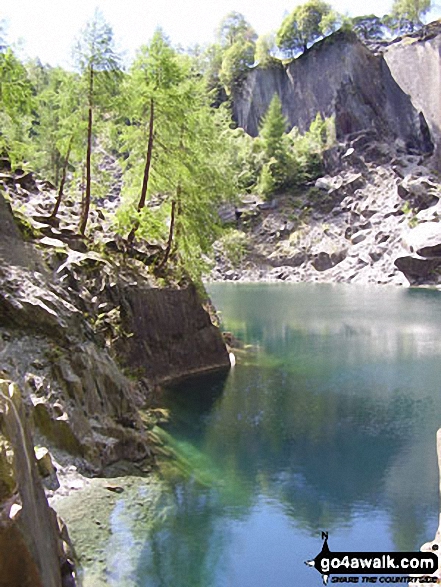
left=394, top=255, right=441, bottom=282
left=312, top=250, right=347, bottom=272
left=397, top=175, right=439, bottom=211
left=403, top=222, right=441, bottom=257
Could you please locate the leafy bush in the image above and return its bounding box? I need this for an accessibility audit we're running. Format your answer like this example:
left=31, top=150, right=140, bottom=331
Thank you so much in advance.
left=217, top=228, right=250, bottom=266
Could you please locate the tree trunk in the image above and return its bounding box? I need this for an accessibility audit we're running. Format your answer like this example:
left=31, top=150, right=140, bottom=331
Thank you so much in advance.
left=157, top=196, right=177, bottom=271
left=128, top=97, right=155, bottom=243
left=50, top=136, right=73, bottom=219
left=79, top=66, right=94, bottom=236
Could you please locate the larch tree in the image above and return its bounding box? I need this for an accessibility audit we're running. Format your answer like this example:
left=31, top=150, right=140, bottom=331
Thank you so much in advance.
left=153, top=77, right=236, bottom=278
left=0, top=47, right=34, bottom=166
left=29, top=67, right=85, bottom=219
left=74, top=9, right=121, bottom=235
left=120, top=29, right=183, bottom=244
left=117, top=42, right=235, bottom=281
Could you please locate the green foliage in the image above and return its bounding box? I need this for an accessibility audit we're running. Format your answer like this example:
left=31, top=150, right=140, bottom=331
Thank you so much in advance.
left=219, top=40, right=255, bottom=95
left=74, top=9, right=122, bottom=234
left=258, top=95, right=295, bottom=196
left=74, top=9, right=121, bottom=80
left=288, top=113, right=332, bottom=181
left=217, top=228, right=249, bottom=267
left=0, top=48, right=34, bottom=165
left=30, top=67, right=85, bottom=184
left=216, top=12, right=257, bottom=48
left=204, top=13, right=259, bottom=99
left=228, top=105, right=331, bottom=197
left=116, top=34, right=236, bottom=282
left=350, top=15, right=386, bottom=40
left=260, top=95, right=287, bottom=158
left=255, top=33, right=278, bottom=67
left=387, top=0, right=431, bottom=32
left=226, top=127, right=264, bottom=192
left=276, top=0, right=337, bottom=56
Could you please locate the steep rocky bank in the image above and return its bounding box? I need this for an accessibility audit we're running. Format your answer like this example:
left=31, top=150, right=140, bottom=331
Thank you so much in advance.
left=0, top=166, right=230, bottom=586
left=216, top=24, right=441, bottom=287
left=382, top=21, right=441, bottom=171
left=232, top=28, right=434, bottom=155
left=211, top=133, right=441, bottom=286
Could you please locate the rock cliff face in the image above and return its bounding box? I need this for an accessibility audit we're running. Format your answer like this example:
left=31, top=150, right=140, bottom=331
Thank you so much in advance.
left=0, top=380, right=72, bottom=587
left=0, top=167, right=230, bottom=586
left=232, top=30, right=433, bottom=155
left=383, top=21, right=441, bottom=168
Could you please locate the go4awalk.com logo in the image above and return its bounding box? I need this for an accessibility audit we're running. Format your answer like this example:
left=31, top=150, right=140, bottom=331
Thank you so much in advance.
left=305, top=533, right=439, bottom=585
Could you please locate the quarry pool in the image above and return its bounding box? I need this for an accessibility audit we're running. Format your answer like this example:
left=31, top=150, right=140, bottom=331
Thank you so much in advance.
left=64, top=283, right=441, bottom=586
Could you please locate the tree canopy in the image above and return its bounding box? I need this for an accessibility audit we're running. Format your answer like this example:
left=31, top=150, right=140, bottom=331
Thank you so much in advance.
left=276, top=0, right=337, bottom=56
left=388, top=0, right=431, bottom=32
left=219, top=39, right=255, bottom=95
left=216, top=12, right=257, bottom=47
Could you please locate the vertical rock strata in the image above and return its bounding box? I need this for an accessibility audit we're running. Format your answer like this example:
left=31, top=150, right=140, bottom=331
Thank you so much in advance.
left=383, top=23, right=441, bottom=169
left=0, top=380, right=70, bottom=587
left=232, top=30, right=433, bottom=156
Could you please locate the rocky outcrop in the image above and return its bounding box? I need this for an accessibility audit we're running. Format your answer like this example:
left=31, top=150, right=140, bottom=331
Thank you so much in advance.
left=0, top=379, right=76, bottom=587
left=383, top=21, right=441, bottom=169
left=394, top=222, right=441, bottom=284
left=114, top=285, right=230, bottom=383
left=0, top=175, right=229, bottom=473
left=211, top=134, right=441, bottom=286
left=0, top=165, right=230, bottom=585
left=232, top=30, right=433, bottom=155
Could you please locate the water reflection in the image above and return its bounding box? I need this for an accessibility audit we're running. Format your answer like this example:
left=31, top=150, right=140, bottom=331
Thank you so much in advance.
left=112, top=284, right=441, bottom=586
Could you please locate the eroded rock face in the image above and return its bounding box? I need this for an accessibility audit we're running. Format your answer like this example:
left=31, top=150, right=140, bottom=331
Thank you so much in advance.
left=232, top=30, right=433, bottom=155
left=0, top=164, right=230, bottom=585
left=0, top=379, right=75, bottom=587
left=0, top=178, right=229, bottom=472
left=383, top=21, right=441, bottom=169
left=114, top=285, right=230, bottom=383
left=211, top=136, right=440, bottom=286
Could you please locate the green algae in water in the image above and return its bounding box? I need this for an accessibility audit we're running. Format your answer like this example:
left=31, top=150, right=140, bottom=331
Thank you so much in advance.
left=54, top=284, right=441, bottom=587
left=52, top=475, right=175, bottom=587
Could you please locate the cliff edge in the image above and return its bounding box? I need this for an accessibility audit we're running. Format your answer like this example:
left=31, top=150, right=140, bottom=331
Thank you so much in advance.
left=0, top=166, right=230, bottom=586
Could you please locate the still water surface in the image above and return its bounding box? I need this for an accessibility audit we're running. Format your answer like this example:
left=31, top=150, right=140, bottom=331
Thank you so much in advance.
left=115, top=284, right=441, bottom=586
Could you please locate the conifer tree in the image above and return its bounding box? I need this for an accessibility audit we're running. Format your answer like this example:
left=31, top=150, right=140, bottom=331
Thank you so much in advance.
left=31, top=68, right=84, bottom=198
left=0, top=48, right=34, bottom=166
left=122, top=29, right=182, bottom=243
left=117, top=43, right=235, bottom=280
left=74, top=10, right=120, bottom=235
left=258, top=94, right=293, bottom=195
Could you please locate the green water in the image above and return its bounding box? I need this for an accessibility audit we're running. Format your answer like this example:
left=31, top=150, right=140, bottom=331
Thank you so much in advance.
left=85, top=284, right=441, bottom=586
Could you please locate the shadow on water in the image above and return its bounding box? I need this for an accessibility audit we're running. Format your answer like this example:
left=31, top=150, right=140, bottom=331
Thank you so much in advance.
left=112, top=284, right=441, bottom=587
